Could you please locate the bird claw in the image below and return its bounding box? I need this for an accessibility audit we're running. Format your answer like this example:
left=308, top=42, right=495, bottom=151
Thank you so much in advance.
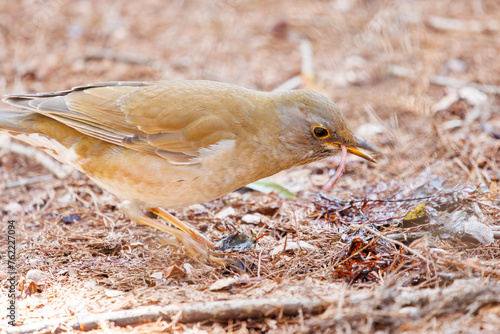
left=126, top=203, right=241, bottom=267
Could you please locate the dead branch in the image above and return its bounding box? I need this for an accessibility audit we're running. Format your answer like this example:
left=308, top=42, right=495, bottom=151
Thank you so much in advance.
left=6, top=297, right=326, bottom=334
left=307, top=279, right=500, bottom=332
left=3, top=174, right=53, bottom=189
left=385, top=232, right=428, bottom=241
left=272, top=75, right=303, bottom=91
left=354, top=224, right=428, bottom=262
left=272, top=38, right=314, bottom=92
left=84, top=48, right=160, bottom=66
left=426, top=16, right=499, bottom=33
left=0, top=135, right=72, bottom=179
left=387, top=65, right=500, bottom=95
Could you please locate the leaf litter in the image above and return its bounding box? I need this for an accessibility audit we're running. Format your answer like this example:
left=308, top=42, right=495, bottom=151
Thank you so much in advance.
left=1, top=0, right=500, bottom=332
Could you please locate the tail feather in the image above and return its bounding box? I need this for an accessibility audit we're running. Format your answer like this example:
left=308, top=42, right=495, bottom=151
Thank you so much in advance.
left=2, top=97, right=35, bottom=111
left=4, top=96, right=72, bottom=114
left=0, top=110, right=34, bottom=133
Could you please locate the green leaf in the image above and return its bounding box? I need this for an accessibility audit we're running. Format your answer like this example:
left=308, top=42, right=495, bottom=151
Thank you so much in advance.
left=245, top=179, right=296, bottom=199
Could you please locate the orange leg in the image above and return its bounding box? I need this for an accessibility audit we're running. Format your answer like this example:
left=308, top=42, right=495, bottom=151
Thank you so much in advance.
left=149, top=207, right=214, bottom=249
left=125, top=202, right=233, bottom=267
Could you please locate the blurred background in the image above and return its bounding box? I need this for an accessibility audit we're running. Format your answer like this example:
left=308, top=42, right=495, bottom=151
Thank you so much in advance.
left=1, top=0, right=499, bottom=186
left=1, top=1, right=499, bottom=332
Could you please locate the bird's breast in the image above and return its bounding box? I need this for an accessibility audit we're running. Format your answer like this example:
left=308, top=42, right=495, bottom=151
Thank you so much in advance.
left=75, top=136, right=291, bottom=209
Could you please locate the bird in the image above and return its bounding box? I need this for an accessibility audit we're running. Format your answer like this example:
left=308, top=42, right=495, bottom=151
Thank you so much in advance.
left=0, top=80, right=377, bottom=266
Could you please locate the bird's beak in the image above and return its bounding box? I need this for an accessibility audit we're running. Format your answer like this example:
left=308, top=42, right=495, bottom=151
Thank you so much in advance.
left=345, top=145, right=377, bottom=163
left=347, top=136, right=378, bottom=163
left=323, top=135, right=378, bottom=163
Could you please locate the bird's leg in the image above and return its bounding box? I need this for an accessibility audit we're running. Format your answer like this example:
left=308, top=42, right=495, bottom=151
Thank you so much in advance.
left=124, top=203, right=232, bottom=267
left=149, top=208, right=237, bottom=267
left=149, top=207, right=214, bottom=249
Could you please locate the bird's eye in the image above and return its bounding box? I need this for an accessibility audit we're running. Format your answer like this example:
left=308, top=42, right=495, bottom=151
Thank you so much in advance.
left=312, top=126, right=330, bottom=139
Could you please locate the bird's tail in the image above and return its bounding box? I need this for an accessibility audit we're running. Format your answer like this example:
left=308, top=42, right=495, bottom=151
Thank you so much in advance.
left=0, top=110, right=34, bottom=134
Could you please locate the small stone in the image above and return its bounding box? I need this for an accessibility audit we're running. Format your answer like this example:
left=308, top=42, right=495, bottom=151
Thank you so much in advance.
left=209, top=277, right=238, bottom=291
left=241, top=214, right=261, bottom=224
left=270, top=240, right=317, bottom=256
left=459, top=86, right=488, bottom=106
left=215, top=206, right=236, bottom=219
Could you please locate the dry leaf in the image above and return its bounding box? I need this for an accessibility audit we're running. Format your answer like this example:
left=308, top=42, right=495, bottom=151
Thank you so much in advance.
left=209, top=278, right=238, bottom=291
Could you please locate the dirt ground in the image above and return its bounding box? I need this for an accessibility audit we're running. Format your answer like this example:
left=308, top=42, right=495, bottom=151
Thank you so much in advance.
left=1, top=0, right=500, bottom=333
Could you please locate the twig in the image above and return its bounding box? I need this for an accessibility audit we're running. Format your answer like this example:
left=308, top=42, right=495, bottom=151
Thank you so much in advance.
left=385, top=232, right=428, bottom=241
left=84, top=48, right=160, bottom=67
left=0, top=135, right=72, bottom=179
left=6, top=297, right=327, bottom=334
left=300, top=39, right=314, bottom=79
left=307, top=279, right=500, bottom=331
left=426, top=15, right=498, bottom=33
left=471, top=199, right=500, bottom=210
left=272, top=76, right=302, bottom=92
left=352, top=224, right=428, bottom=262
left=388, top=65, right=500, bottom=95
left=3, top=174, right=53, bottom=189
left=257, top=247, right=264, bottom=277
left=272, top=38, right=314, bottom=92
left=320, top=192, right=437, bottom=204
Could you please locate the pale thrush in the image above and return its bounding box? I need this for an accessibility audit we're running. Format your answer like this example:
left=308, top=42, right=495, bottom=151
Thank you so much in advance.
left=1, top=80, right=377, bottom=265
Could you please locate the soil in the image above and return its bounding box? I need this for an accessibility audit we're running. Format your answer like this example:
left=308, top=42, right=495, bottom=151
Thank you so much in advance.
left=1, top=0, right=499, bottom=333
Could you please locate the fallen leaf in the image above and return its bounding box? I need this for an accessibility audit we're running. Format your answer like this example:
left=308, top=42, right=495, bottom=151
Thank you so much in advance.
left=431, top=209, right=494, bottom=245
left=163, top=265, right=187, bottom=278
left=214, top=232, right=256, bottom=252
left=104, top=289, right=124, bottom=297
left=215, top=206, right=236, bottom=219
left=245, top=180, right=296, bottom=199
left=209, top=277, right=238, bottom=291
left=402, top=203, right=429, bottom=227
left=270, top=240, right=317, bottom=256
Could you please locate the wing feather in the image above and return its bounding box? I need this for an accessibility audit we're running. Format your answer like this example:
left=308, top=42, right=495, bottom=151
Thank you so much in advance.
left=3, top=80, right=258, bottom=165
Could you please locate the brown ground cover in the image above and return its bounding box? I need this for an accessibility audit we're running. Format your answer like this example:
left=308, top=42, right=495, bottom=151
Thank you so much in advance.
left=1, top=0, right=499, bottom=333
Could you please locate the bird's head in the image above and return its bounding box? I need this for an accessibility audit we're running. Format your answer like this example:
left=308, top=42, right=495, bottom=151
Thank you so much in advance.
left=273, top=89, right=378, bottom=166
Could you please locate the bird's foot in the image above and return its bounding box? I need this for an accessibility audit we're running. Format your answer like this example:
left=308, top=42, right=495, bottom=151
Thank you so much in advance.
left=125, top=203, right=236, bottom=267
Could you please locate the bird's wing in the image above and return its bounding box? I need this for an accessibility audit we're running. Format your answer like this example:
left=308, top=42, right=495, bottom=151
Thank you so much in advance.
left=3, top=81, right=256, bottom=165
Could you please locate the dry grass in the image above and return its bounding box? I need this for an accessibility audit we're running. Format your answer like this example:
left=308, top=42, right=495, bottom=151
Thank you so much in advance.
left=1, top=0, right=499, bottom=333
